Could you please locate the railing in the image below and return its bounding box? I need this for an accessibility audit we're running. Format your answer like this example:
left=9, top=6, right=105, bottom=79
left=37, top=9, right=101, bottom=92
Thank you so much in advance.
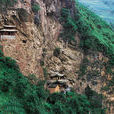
left=0, top=35, right=16, bottom=40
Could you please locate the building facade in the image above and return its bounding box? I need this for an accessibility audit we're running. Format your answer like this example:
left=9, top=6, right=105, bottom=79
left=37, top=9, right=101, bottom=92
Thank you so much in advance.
left=0, top=25, right=17, bottom=40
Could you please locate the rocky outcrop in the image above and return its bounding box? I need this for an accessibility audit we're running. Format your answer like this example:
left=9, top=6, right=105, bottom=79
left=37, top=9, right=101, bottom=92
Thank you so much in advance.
left=0, top=0, right=63, bottom=77
left=0, top=0, right=78, bottom=77
left=45, top=41, right=83, bottom=83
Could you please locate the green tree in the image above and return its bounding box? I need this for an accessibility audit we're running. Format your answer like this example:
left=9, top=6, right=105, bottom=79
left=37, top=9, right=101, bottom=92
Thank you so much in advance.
left=1, top=97, right=26, bottom=114
left=60, top=8, right=77, bottom=42
left=32, top=4, right=40, bottom=13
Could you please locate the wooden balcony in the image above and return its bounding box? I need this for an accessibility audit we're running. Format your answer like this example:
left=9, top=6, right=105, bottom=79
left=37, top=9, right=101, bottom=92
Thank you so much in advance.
left=0, top=35, right=16, bottom=40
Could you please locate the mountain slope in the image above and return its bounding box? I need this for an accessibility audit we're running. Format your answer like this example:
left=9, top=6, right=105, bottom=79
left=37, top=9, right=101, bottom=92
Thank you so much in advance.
left=0, top=0, right=114, bottom=113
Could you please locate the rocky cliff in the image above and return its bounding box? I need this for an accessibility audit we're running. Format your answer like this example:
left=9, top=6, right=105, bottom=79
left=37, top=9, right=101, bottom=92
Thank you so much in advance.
left=0, top=0, right=113, bottom=113
left=0, top=0, right=77, bottom=79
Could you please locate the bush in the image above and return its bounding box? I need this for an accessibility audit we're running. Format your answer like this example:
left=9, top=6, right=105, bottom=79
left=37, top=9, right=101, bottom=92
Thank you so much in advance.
left=79, top=58, right=89, bottom=77
left=53, top=48, right=60, bottom=57
left=40, top=60, right=44, bottom=66
left=43, top=68, right=48, bottom=78
left=0, top=57, right=19, bottom=72
left=17, top=8, right=29, bottom=22
left=0, top=50, right=4, bottom=57
left=32, top=4, right=40, bottom=13
left=0, top=45, right=3, bottom=57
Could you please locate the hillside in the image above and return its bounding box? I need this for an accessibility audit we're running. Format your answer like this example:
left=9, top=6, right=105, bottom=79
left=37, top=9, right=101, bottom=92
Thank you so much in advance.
left=79, top=0, right=114, bottom=26
left=0, top=0, right=114, bottom=113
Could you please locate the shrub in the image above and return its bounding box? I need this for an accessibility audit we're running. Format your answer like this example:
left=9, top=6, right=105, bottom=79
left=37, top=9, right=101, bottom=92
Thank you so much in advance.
left=43, top=68, right=48, bottom=78
left=17, top=8, right=29, bottom=22
left=79, top=58, right=89, bottom=77
left=32, top=4, right=40, bottom=13
left=0, top=50, right=4, bottom=57
left=53, top=48, right=60, bottom=57
left=0, top=57, right=19, bottom=71
left=40, top=60, right=44, bottom=66
left=28, top=74, right=38, bottom=83
left=0, top=45, right=3, bottom=57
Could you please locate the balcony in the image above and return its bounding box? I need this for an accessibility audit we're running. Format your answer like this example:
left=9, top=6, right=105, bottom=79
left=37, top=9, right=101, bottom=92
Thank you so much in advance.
left=0, top=35, right=16, bottom=40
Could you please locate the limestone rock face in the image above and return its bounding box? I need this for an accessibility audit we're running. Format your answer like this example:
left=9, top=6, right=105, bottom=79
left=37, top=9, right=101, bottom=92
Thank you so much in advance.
left=2, top=23, right=43, bottom=78
left=45, top=42, right=83, bottom=80
left=0, top=0, right=63, bottom=77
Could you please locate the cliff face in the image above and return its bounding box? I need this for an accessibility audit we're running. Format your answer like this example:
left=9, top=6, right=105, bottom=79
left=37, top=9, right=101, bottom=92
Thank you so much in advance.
left=0, top=0, right=114, bottom=113
left=1, top=0, right=63, bottom=78
left=1, top=0, right=78, bottom=78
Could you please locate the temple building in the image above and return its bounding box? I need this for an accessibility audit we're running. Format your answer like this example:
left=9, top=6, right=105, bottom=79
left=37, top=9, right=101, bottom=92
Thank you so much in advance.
left=0, top=25, right=17, bottom=40
left=47, top=84, right=60, bottom=94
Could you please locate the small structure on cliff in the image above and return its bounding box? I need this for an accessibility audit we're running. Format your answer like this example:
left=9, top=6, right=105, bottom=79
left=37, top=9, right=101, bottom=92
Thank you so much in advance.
left=0, top=25, right=17, bottom=40
left=45, top=79, right=70, bottom=94
left=47, top=84, right=60, bottom=94
left=50, top=71, right=66, bottom=80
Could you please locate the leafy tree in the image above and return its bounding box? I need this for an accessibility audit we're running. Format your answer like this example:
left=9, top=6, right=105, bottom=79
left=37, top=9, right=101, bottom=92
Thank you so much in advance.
left=32, top=4, right=40, bottom=13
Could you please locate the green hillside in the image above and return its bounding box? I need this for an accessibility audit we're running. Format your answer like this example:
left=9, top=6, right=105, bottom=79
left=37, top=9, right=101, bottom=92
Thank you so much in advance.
left=75, top=1, right=114, bottom=65
left=60, top=0, right=114, bottom=66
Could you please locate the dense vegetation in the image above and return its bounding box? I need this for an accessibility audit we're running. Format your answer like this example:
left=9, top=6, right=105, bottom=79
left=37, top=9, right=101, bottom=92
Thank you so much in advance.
left=0, top=0, right=17, bottom=11
left=60, top=0, right=114, bottom=66
left=60, top=8, right=77, bottom=43
left=75, top=1, right=114, bottom=65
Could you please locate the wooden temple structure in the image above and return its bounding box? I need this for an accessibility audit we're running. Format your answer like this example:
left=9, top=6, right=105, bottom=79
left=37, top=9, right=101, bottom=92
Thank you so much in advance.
left=0, top=25, right=17, bottom=40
